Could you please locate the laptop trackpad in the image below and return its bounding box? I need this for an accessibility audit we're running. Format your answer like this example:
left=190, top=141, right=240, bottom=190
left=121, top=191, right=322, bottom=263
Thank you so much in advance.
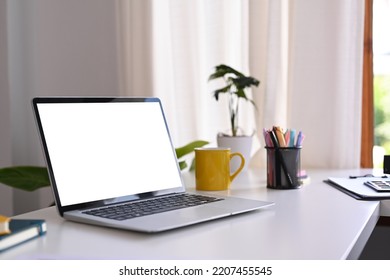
left=126, top=205, right=236, bottom=232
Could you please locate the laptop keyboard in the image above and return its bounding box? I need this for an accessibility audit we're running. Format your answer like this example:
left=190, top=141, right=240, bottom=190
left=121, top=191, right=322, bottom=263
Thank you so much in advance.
left=83, top=193, right=223, bottom=221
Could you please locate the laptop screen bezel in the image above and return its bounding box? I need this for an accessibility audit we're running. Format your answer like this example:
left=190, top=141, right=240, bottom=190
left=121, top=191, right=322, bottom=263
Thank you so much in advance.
left=32, top=97, right=185, bottom=216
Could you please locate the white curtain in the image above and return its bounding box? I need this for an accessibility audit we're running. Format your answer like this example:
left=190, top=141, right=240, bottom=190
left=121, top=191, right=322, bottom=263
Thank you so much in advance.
left=118, top=0, right=365, bottom=168
left=289, top=0, right=364, bottom=168
left=118, top=0, right=259, bottom=148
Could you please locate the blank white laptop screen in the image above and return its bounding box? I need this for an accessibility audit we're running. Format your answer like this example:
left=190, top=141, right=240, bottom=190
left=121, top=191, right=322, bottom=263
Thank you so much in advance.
left=37, top=102, right=182, bottom=206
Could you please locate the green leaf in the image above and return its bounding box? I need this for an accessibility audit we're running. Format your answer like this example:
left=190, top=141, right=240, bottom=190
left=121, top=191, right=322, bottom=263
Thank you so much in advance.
left=236, top=89, right=247, bottom=99
left=175, top=140, right=209, bottom=171
left=208, top=70, right=226, bottom=81
left=209, top=65, right=243, bottom=81
left=232, top=76, right=260, bottom=90
left=175, top=140, right=209, bottom=159
left=213, top=85, right=232, bottom=100
left=189, top=158, right=197, bottom=171
left=178, top=161, right=188, bottom=170
left=0, top=166, right=50, bottom=191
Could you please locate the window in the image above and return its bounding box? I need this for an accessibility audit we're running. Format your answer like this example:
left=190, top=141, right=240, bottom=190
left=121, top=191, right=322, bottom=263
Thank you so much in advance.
left=373, top=0, right=390, bottom=168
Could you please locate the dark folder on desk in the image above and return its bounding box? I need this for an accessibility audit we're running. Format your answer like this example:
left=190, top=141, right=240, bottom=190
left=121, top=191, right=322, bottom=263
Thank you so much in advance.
left=326, top=177, right=390, bottom=200
left=32, top=97, right=273, bottom=233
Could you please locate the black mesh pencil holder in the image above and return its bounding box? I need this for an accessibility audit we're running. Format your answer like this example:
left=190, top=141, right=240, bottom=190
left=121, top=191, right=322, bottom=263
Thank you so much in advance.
left=266, top=147, right=301, bottom=189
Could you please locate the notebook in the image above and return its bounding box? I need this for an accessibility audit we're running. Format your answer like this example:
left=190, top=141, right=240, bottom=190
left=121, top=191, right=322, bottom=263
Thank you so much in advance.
left=32, top=97, right=273, bottom=233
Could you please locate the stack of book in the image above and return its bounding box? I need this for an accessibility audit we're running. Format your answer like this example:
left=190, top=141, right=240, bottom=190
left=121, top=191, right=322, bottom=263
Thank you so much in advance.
left=0, top=215, right=46, bottom=252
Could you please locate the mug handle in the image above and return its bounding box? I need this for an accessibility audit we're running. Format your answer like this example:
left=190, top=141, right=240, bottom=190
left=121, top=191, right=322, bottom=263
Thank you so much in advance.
left=229, top=152, right=245, bottom=182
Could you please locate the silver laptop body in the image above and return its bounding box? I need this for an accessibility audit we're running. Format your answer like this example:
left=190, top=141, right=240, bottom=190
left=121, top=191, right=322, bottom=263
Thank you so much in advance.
left=32, top=97, right=273, bottom=233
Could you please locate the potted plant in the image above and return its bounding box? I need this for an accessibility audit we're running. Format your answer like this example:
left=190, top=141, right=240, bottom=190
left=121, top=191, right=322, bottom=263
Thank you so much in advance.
left=208, top=64, right=260, bottom=171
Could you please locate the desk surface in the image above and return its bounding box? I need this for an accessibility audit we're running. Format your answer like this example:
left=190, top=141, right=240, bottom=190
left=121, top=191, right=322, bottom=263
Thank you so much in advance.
left=0, top=169, right=381, bottom=260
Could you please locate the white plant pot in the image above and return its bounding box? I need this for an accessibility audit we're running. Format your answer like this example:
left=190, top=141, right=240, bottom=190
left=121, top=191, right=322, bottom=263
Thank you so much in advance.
left=217, top=134, right=253, bottom=172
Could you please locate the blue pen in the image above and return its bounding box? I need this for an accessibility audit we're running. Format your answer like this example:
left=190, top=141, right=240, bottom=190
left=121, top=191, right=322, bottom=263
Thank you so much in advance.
left=289, top=129, right=296, bottom=147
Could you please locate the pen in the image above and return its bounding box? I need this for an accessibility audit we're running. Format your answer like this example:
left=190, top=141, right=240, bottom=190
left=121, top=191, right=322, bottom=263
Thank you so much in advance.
left=349, top=174, right=389, bottom=179
left=295, top=131, right=305, bottom=147
left=289, top=129, right=296, bottom=147
left=284, top=129, right=290, bottom=147
left=273, top=126, right=287, bottom=147
left=263, top=128, right=273, bottom=147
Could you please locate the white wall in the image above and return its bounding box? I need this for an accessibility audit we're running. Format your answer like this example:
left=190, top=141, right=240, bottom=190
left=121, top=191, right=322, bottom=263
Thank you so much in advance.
left=3, top=0, right=121, bottom=215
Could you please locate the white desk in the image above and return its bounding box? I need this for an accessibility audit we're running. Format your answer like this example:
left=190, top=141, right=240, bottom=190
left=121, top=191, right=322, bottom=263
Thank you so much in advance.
left=0, top=169, right=382, bottom=260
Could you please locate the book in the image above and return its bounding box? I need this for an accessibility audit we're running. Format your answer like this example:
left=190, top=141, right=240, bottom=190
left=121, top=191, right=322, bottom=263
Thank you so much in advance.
left=0, top=219, right=46, bottom=252
left=0, top=215, right=10, bottom=235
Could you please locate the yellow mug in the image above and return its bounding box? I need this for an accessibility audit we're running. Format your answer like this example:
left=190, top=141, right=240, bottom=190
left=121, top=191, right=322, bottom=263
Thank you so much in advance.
left=195, top=148, right=245, bottom=191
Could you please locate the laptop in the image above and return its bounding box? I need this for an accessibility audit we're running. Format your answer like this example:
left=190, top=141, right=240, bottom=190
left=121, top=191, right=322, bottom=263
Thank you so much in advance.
left=32, top=97, right=273, bottom=233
